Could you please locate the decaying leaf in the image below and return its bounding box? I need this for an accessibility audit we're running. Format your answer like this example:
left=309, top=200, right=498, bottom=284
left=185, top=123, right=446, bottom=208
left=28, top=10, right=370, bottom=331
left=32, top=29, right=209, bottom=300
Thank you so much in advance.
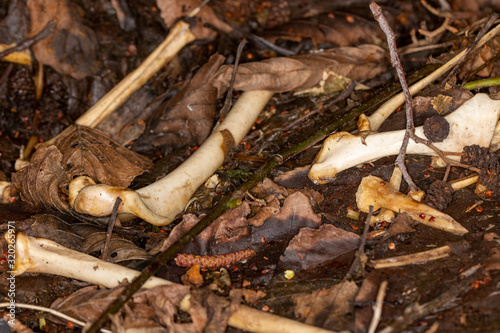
left=55, top=126, right=152, bottom=187
left=250, top=191, right=322, bottom=252
left=0, top=0, right=30, bottom=45
left=263, top=12, right=383, bottom=47
left=278, top=224, right=360, bottom=271
left=11, top=145, right=70, bottom=213
left=354, top=271, right=383, bottom=333
left=294, top=280, right=358, bottom=330
left=16, top=213, right=152, bottom=263
left=460, top=36, right=500, bottom=79
left=211, top=44, right=388, bottom=94
left=157, top=0, right=233, bottom=40
left=11, top=126, right=151, bottom=215
left=160, top=201, right=251, bottom=255
left=26, top=0, right=101, bottom=79
left=143, top=54, right=226, bottom=153
left=51, top=284, right=192, bottom=331
left=484, top=232, right=500, bottom=272
left=50, top=285, right=127, bottom=324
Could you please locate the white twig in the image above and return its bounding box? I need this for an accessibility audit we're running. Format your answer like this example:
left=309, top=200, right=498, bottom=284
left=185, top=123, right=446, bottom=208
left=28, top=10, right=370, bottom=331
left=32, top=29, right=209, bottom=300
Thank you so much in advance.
left=368, top=280, right=388, bottom=333
left=0, top=303, right=111, bottom=333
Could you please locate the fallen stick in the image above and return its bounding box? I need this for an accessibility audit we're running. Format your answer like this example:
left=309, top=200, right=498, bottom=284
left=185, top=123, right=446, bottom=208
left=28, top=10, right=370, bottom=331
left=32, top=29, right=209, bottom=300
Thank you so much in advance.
left=69, top=90, right=274, bottom=225
left=367, top=280, right=388, bottom=333
left=6, top=231, right=334, bottom=333
left=370, top=245, right=452, bottom=269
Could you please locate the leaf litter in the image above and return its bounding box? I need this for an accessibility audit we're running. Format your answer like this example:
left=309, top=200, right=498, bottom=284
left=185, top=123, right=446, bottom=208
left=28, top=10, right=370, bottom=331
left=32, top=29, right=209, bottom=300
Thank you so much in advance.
left=1, top=0, right=500, bottom=332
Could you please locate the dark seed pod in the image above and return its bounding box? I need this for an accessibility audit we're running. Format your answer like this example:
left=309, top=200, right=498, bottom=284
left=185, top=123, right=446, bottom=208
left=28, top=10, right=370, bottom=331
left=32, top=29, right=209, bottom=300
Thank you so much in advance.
left=423, top=179, right=453, bottom=211
left=478, top=154, right=500, bottom=196
left=423, top=116, right=450, bottom=142
left=461, top=145, right=490, bottom=168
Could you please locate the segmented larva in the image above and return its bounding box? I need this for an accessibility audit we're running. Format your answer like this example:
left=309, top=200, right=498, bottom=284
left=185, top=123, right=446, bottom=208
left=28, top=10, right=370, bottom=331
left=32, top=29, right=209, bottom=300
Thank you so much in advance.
left=175, top=248, right=256, bottom=268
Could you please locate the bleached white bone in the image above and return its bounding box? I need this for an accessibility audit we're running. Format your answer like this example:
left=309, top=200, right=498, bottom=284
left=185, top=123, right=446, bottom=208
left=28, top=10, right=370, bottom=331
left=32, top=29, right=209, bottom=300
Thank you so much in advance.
left=69, top=90, right=274, bottom=225
left=5, top=231, right=333, bottom=333
left=309, top=93, right=500, bottom=184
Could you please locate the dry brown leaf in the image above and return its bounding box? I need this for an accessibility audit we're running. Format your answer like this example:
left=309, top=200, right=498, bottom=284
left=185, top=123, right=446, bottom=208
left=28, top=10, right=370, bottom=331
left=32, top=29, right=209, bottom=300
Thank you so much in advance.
left=278, top=224, right=360, bottom=271
left=2, top=312, right=34, bottom=333
left=230, top=288, right=266, bottom=304
left=50, top=285, right=126, bottom=324
left=11, top=145, right=70, bottom=213
left=450, top=0, right=500, bottom=12
left=354, top=272, right=383, bottom=333
left=11, top=126, right=151, bottom=216
left=250, top=191, right=322, bottom=253
left=26, top=0, right=101, bottom=79
left=248, top=196, right=280, bottom=227
left=51, top=284, right=192, bottom=331
left=161, top=202, right=251, bottom=255
left=0, top=0, right=30, bottom=45
left=145, top=54, right=226, bottom=153
left=211, top=44, right=388, bottom=94
left=189, top=289, right=236, bottom=333
left=157, top=0, right=233, bottom=40
left=294, top=280, right=358, bottom=330
left=16, top=213, right=152, bottom=263
left=251, top=177, right=288, bottom=199
left=263, top=12, right=383, bottom=47
left=55, top=126, right=152, bottom=187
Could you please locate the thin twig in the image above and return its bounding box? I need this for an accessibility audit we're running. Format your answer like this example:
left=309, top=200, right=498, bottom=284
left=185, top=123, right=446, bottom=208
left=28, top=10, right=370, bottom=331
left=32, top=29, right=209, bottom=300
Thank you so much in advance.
left=442, top=13, right=499, bottom=85
left=220, top=38, right=248, bottom=119
left=346, top=205, right=373, bottom=279
left=101, top=197, right=122, bottom=261
left=370, top=2, right=419, bottom=193
left=0, top=302, right=111, bottom=333
left=368, top=280, right=388, bottom=333
left=0, top=21, right=55, bottom=60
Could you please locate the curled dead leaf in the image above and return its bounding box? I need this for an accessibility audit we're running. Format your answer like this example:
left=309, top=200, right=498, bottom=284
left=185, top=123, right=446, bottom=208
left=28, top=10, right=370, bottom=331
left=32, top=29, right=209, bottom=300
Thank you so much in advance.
left=11, top=145, right=70, bottom=213
left=55, top=126, right=152, bottom=187
left=211, top=44, right=388, bottom=94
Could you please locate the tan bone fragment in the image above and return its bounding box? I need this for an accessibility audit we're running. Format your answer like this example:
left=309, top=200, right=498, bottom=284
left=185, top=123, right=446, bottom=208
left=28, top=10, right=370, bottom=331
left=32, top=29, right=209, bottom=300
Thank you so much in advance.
left=356, top=175, right=468, bottom=235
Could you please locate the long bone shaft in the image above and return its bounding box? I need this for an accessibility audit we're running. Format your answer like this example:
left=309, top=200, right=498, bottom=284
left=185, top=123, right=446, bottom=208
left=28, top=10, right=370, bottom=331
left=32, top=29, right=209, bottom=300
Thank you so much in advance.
left=309, top=93, right=500, bottom=184
left=70, top=90, right=274, bottom=225
left=6, top=232, right=333, bottom=333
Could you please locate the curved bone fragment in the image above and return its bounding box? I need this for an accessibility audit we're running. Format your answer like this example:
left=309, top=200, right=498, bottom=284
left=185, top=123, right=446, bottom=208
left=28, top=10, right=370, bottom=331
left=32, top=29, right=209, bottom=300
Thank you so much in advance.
left=309, top=93, right=500, bottom=184
left=70, top=90, right=274, bottom=225
left=356, top=175, right=468, bottom=235
left=6, top=231, right=333, bottom=333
